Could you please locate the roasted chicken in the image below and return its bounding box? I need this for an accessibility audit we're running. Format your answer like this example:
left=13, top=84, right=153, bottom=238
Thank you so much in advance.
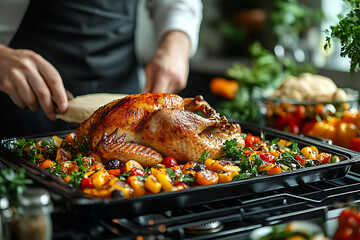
left=76, top=93, right=244, bottom=166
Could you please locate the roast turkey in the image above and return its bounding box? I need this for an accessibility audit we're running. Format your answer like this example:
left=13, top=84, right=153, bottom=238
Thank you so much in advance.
left=76, top=93, right=244, bottom=166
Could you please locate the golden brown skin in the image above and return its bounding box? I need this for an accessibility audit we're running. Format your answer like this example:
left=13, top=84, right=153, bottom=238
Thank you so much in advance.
left=76, top=93, right=244, bottom=167
left=76, top=93, right=184, bottom=166
left=142, top=108, right=244, bottom=163
left=76, top=92, right=184, bottom=147
left=94, top=130, right=164, bottom=167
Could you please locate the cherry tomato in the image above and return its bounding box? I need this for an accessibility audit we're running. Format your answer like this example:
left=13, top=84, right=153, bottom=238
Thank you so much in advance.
left=259, top=153, right=276, bottom=164
left=245, top=135, right=261, bottom=148
left=162, top=157, right=178, bottom=168
left=130, top=167, right=145, bottom=176
left=82, top=157, right=95, bottom=165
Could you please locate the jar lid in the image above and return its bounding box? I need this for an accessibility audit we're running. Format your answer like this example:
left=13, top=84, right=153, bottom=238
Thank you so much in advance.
left=19, top=187, right=51, bottom=207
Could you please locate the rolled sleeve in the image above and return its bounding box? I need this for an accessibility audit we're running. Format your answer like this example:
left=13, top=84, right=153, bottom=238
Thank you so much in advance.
left=146, top=0, right=203, bottom=57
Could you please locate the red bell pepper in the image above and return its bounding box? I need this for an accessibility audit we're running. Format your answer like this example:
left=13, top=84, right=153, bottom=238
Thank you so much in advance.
left=296, top=155, right=305, bottom=166
left=80, top=177, right=94, bottom=189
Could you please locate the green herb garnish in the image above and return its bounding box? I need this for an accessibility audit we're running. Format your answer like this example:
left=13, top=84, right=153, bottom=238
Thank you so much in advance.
left=325, top=0, right=360, bottom=74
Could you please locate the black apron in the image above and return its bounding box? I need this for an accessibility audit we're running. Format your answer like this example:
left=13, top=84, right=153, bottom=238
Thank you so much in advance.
left=0, top=0, right=139, bottom=137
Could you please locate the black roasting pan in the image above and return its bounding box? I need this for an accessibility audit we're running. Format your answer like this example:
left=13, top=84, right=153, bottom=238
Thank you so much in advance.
left=0, top=121, right=359, bottom=219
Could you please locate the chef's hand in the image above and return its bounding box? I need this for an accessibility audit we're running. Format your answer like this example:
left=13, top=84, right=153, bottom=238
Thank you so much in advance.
left=144, top=30, right=191, bottom=93
left=0, top=44, right=68, bottom=121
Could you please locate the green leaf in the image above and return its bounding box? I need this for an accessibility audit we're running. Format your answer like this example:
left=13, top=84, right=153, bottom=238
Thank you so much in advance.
left=119, top=172, right=131, bottom=182
left=200, top=150, right=210, bottom=164
left=325, top=0, right=360, bottom=74
left=166, top=168, right=176, bottom=179
left=136, top=175, right=148, bottom=182
left=177, top=173, right=196, bottom=184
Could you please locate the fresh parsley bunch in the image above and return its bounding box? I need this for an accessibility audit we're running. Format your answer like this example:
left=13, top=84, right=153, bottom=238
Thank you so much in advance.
left=325, top=0, right=360, bottom=74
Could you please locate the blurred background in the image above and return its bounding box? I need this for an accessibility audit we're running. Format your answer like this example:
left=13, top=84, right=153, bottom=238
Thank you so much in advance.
left=135, top=0, right=360, bottom=151
left=136, top=0, right=359, bottom=101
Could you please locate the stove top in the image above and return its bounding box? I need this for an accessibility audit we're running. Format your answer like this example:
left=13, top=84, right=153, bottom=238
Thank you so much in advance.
left=52, top=165, right=360, bottom=240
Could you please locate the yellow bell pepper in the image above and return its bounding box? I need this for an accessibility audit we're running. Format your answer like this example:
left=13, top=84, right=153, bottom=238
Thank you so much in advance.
left=258, top=163, right=275, bottom=173
left=300, top=146, right=318, bottom=160
left=311, top=121, right=336, bottom=142
left=127, top=176, right=146, bottom=197
left=218, top=171, right=232, bottom=183
left=204, top=158, right=223, bottom=171
left=223, top=165, right=240, bottom=178
left=90, top=169, right=108, bottom=188
left=335, top=122, right=358, bottom=148
left=182, top=161, right=197, bottom=177
left=150, top=166, right=167, bottom=177
left=52, top=135, right=64, bottom=148
left=156, top=172, right=175, bottom=192
left=195, top=170, right=219, bottom=186
left=83, top=187, right=112, bottom=198
left=124, top=160, right=144, bottom=173
left=269, top=150, right=280, bottom=158
left=144, top=175, right=162, bottom=194
left=108, top=178, right=132, bottom=198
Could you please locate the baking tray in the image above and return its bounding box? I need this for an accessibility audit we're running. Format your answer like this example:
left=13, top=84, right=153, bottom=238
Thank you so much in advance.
left=1, top=121, right=359, bottom=220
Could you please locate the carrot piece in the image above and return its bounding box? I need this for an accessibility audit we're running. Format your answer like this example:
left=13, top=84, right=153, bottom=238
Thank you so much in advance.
left=108, top=169, right=121, bottom=176
left=39, top=159, right=56, bottom=169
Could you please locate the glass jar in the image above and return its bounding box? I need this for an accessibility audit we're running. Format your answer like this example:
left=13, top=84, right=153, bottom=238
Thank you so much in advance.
left=13, top=187, right=53, bottom=240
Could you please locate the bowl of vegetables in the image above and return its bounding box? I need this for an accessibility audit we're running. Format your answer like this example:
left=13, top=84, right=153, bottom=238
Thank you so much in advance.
left=254, top=73, right=359, bottom=143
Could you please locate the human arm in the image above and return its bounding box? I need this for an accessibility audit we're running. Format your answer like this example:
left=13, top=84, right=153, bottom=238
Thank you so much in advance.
left=144, top=30, right=190, bottom=93
left=0, top=44, right=68, bottom=120
left=143, top=0, right=202, bottom=93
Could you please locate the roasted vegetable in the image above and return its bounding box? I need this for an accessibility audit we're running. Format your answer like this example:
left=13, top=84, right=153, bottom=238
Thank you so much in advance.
left=12, top=130, right=344, bottom=199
